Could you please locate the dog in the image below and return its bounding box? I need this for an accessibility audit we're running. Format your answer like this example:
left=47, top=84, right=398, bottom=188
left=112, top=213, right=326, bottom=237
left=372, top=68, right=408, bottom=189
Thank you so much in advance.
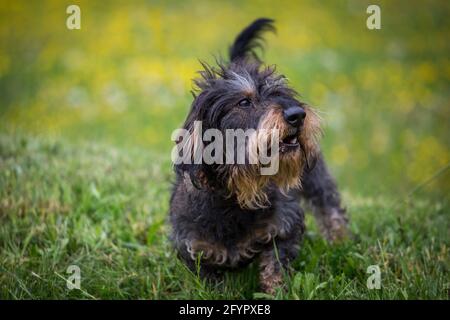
left=169, top=18, right=348, bottom=294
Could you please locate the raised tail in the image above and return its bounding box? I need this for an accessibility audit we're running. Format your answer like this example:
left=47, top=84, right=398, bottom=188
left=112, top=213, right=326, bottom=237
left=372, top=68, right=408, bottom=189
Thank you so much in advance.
left=229, top=18, right=275, bottom=62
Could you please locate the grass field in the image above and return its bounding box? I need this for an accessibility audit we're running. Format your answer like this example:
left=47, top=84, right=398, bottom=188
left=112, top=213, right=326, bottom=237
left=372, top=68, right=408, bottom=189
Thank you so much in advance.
left=0, top=0, right=449, bottom=299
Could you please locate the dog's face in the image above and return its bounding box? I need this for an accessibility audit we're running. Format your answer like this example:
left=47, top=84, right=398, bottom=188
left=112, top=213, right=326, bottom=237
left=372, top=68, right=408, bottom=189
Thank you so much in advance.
left=177, top=60, right=321, bottom=209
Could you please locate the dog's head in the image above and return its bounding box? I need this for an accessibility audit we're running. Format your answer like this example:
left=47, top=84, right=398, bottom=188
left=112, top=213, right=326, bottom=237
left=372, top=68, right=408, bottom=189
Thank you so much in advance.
left=175, top=18, right=321, bottom=209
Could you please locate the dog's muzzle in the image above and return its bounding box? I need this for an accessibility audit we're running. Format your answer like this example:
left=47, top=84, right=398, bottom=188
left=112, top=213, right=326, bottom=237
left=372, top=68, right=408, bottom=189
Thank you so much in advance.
left=279, top=106, right=305, bottom=152
left=283, top=106, right=306, bottom=128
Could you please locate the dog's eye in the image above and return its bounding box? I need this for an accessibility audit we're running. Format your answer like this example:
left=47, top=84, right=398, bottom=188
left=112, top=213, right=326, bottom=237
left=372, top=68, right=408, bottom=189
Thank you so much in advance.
left=238, top=98, right=252, bottom=107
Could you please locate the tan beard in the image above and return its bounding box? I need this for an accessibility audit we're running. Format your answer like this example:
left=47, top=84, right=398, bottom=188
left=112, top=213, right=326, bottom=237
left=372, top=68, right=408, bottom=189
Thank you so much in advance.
left=227, top=105, right=321, bottom=209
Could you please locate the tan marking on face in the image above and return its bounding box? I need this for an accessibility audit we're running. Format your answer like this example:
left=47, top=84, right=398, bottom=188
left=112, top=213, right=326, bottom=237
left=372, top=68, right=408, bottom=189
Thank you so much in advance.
left=227, top=104, right=321, bottom=209
left=299, top=106, right=322, bottom=167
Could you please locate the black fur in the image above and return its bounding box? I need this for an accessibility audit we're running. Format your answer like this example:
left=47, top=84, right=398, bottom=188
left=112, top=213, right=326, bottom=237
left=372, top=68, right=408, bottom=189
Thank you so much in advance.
left=169, top=18, right=348, bottom=293
left=229, top=18, right=275, bottom=62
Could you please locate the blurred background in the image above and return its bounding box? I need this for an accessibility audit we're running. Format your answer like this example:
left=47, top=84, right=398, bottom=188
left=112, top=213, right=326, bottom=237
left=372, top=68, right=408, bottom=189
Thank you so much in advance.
left=0, top=0, right=448, bottom=197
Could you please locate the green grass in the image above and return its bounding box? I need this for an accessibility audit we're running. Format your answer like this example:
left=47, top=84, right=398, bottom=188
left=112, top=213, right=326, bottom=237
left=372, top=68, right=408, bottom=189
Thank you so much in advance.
left=0, top=133, right=448, bottom=299
left=0, top=0, right=449, bottom=299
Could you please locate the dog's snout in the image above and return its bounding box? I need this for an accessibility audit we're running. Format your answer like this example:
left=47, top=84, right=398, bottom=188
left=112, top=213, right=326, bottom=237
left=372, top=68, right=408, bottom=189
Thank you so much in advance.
left=283, top=106, right=306, bottom=127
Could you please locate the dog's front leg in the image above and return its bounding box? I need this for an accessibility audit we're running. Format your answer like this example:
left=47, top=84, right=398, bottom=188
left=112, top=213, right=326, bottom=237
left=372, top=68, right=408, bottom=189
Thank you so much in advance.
left=259, top=237, right=299, bottom=295
left=259, top=248, right=283, bottom=295
left=301, top=153, right=349, bottom=243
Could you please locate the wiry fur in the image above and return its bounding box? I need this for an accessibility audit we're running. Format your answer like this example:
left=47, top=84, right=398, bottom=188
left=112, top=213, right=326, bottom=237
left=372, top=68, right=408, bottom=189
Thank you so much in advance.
left=169, top=18, right=348, bottom=294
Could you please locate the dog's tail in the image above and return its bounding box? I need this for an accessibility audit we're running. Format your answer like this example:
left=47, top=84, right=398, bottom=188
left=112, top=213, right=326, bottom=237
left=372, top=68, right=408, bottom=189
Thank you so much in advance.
left=229, top=18, right=275, bottom=62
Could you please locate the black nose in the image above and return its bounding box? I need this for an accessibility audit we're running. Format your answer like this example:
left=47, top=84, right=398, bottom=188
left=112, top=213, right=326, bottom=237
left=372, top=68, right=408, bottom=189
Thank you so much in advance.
left=283, top=106, right=306, bottom=127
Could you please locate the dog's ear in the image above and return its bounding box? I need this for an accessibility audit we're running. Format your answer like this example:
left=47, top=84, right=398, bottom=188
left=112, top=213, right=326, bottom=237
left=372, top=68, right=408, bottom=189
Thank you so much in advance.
left=300, top=106, right=322, bottom=173
left=174, top=93, right=209, bottom=189
left=303, top=148, right=318, bottom=173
